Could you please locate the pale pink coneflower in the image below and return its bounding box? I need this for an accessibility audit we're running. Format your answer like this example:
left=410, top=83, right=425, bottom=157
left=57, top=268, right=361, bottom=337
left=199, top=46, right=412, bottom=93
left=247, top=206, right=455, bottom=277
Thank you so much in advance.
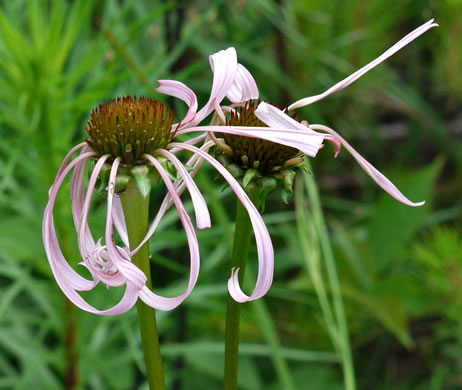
left=188, top=19, right=438, bottom=304
left=255, top=19, right=438, bottom=207
left=43, top=48, right=327, bottom=314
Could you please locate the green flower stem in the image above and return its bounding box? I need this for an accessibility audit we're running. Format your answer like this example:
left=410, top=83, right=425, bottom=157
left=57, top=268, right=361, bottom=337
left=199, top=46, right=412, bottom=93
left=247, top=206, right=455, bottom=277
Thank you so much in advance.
left=224, top=197, right=255, bottom=390
left=121, top=179, right=166, bottom=390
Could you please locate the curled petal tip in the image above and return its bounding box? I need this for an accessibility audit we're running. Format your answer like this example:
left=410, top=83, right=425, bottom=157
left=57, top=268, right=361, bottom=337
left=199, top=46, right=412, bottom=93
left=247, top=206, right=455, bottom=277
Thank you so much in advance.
left=324, top=135, right=342, bottom=158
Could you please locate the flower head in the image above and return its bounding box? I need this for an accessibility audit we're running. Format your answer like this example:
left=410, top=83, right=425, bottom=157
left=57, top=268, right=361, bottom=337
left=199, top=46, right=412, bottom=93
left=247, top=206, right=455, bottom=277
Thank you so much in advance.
left=43, top=96, right=206, bottom=314
left=223, top=101, right=300, bottom=173
left=85, top=96, right=176, bottom=164
left=254, top=19, right=439, bottom=207
left=196, top=20, right=438, bottom=303
left=44, top=47, right=323, bottom=314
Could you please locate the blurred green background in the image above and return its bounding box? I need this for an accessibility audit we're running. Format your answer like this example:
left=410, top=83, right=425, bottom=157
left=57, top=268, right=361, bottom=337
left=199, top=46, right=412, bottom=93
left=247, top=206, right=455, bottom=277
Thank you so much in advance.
left=0, top=0, right=460, bottom=389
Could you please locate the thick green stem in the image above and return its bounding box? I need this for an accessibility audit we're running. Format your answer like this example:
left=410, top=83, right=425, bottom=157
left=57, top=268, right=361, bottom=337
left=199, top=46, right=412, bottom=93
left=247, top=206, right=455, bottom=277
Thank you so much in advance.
left=224, top=198, right=254, bottom=390
left=121, top=179, right=166, bottom=390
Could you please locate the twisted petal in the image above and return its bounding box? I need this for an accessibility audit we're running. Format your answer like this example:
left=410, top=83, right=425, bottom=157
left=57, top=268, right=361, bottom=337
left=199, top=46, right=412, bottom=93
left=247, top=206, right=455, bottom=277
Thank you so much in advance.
left=155, top=149, right=211, bottom=229
left=105, top=158, right=148, bottom=289
left=255, top=102, right=320, bottom=135
left=139, top=154, right=200, bottom=311
left=77, top=155, right=109, bottom=258
left=190, top=47, right=238, bottom=126
left=170, top=142, right=274, bottom=303
left=132, top=142, right=213, bottom=256
left=309, top=124, right=425, bottom=207
left=176, top=123, right=325, bottom=158
left=156, top=80, right=198, bottom=125
left=288, top=19, right=438, bottom=110
left=43, top=152, right=139, bottom=315
left=54, top=143, right=86, bottom=188
left=76, top=155, right=133, bottom=288
left=112, top=196, right=129, bottom=247
left=227, top=64, right=259, bottom=103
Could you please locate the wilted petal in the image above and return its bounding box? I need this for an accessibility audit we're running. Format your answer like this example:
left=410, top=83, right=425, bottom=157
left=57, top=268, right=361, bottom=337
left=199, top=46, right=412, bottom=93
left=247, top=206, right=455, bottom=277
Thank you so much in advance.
left=77, top=155, right=110, bottom=262
left=189, top=47, right=238, bottom=126
left=309, top=124, right=425, bottom=207
left=288, top=19, right=438, bottom=110
left=112, top=196, right=129, bottom=247
left=43, top=151, right=97, bottom=292
left=54, top=143, right=86, bottom=186
left=169, top=142, right=274, bottom=303
left=177, top=124, right=325, bottom=158
left=155, top=149, right=211, bottom=229
left=53, top=272, right=139, bottom=315
left=105, top=158, right=148, bottom=289
left=156, top=80, right=198, bottom=125
left=139, top=154, right=200, bottom=311
left=44, top=151, right=142, bottom=314
left=70, top=146, right=89, bottom=230
left=227, top=64, right=259, bottom=103
left=255, top=102, right=320, bottom=135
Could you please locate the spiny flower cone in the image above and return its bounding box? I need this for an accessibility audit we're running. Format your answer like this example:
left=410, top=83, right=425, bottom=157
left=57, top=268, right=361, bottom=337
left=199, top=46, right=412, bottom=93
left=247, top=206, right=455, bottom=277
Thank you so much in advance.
left=85, top=96, right=176, bottom=165
left=224, top=101, right=300, bottom=173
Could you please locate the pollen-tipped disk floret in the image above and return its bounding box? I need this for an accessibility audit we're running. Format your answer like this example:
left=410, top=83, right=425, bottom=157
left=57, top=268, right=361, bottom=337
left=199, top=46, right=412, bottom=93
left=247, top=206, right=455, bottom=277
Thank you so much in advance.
left=85, top=96, right=176, bottom=165
left=224, top=101, right=300, bottom=173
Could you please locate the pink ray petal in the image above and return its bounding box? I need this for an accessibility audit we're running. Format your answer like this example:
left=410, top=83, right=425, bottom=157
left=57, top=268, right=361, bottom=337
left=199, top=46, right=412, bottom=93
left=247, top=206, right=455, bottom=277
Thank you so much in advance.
left=44, top=150, right=138, bottom=314
left=53, top=142, right=86, bottom=187
left=255, top=102, right=320, bottom=135
left=70, top=145, right=90, bottom=231
left=130, top=141, right=215, bottom=257
left=227, top=64, right=259, bottom=103
left=112, top=195, right=129, bottom=247
left=155, top=149, right=211, bottom=229
left=288, top=19, right=438, bottom=110
left=139, top=154, right=200, bottom=311
left=156, top=79, right=198, bottom=125
left=43, top=151, right=98, bottom=291
left=309, top=123, right=425, bottom=207
left=77, top=155, right=110, bottom=263
left=169, top=142, right=274, bottom=303
left=176, top=124, right=325, bottom=158
left=189, top=47, right=238, bottom=127
left=105, top=158, right=148, bottom=289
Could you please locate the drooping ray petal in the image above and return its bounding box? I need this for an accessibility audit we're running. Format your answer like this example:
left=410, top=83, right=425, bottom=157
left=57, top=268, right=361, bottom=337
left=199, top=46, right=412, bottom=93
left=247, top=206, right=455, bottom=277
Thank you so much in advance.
left=68, top=150, right=129, bottom=288
left=288, top=19, right=439, bottom=110
left=112, top=196, right=129, bottom=247
left=169, top=142, right=274, bottom=303
left=227, top=64, right=259, bottom=103
left=72, top=155, right=131, bottom=288
left=51, top=266, right=139, bottom=315
left=71, top=146, right=90, bottom=230
left=44, top=153, right=140, bottom=314
left=189, top=47, right=238, bottom=127
left=255, top=102, right=320, bottom=135
left=78, top=155, right=110, bottom=261
left=155, top=149, right=211, bottom=230
left=309, top=124, right=425, bottom=207
left=43, top=151, right=98, bottom=291
left=54, top=142, right=86, bottom=187
left=168, top=133, right=208, bottom=154
left=105, top=158, right=148, bottom=289
left=130, top=141, right=214, bottom=257
left=177, top=125, right=325, bottom=158
left=139, top=154, right=200, bottom=311
left=156, top=80, right=198, bottom=125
